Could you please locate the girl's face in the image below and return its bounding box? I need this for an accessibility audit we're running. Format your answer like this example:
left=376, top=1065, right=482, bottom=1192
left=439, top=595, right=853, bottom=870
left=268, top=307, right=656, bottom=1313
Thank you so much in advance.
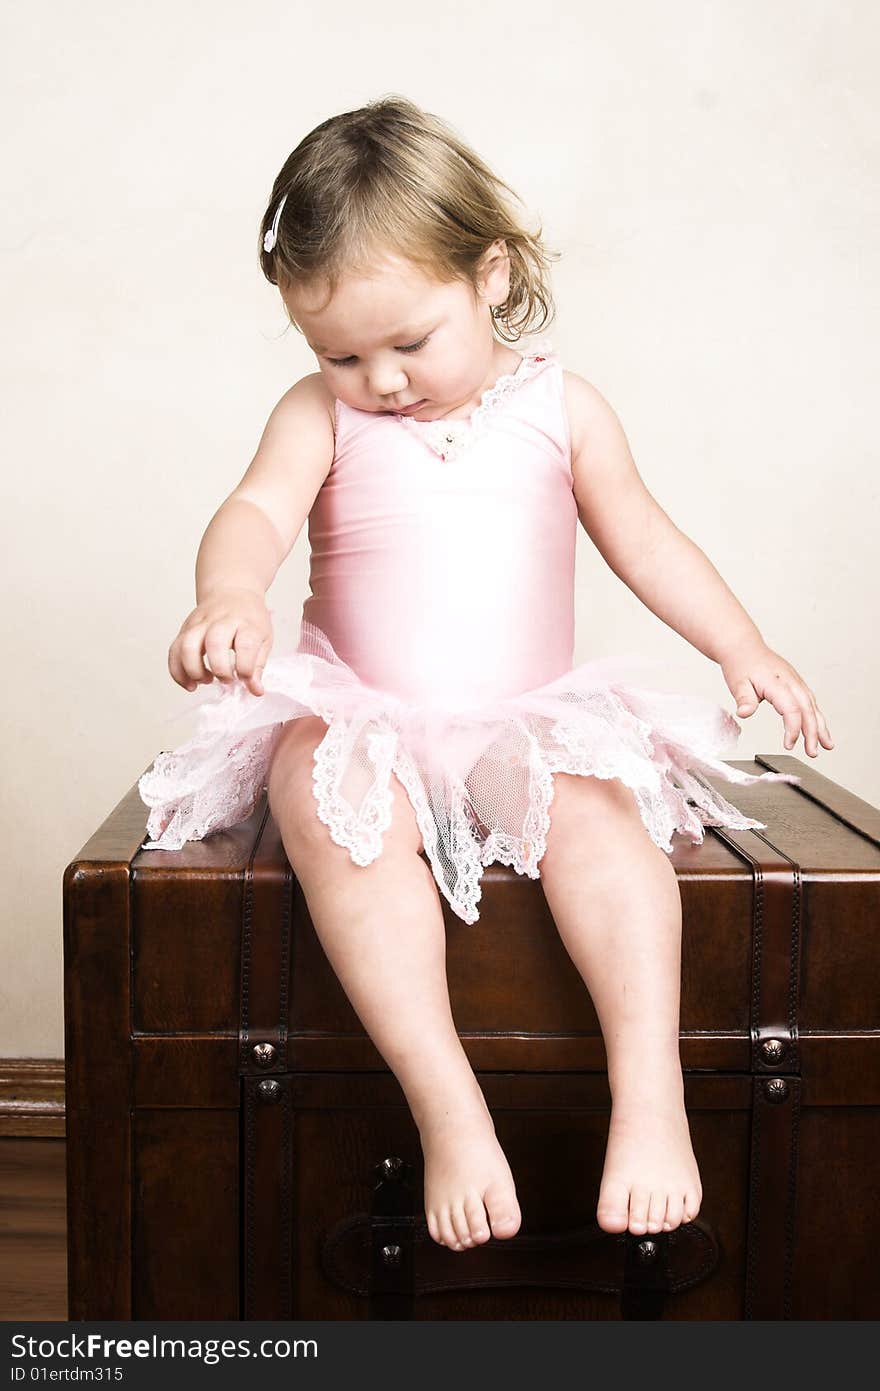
left=281, top=242, right=512, bottom=419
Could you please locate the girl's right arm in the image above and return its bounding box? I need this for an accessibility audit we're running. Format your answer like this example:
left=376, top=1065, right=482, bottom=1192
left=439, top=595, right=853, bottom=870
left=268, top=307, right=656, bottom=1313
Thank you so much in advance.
left=168, top=373, right=336, bottom=696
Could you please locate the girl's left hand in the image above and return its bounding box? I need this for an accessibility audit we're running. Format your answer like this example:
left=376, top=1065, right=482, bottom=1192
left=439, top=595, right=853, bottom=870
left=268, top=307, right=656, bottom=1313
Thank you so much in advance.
left=720, top=640, right=835, bottom=758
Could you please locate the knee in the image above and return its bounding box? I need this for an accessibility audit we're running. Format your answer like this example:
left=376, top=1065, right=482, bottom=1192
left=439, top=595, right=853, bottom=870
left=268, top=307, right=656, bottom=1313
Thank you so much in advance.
left=550, top=772, right=642, bottom=832
left=542, top=773, right=649, bottom=868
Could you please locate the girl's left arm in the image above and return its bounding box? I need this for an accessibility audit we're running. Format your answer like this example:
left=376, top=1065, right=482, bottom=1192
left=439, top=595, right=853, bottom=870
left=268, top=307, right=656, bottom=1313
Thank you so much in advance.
left=563, top=371, right=834, bottom=758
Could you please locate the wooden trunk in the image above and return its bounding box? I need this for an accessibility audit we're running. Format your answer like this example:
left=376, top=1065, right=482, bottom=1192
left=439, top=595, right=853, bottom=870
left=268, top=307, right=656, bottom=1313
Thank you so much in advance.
left=63, top=754, right=880, bottom=1320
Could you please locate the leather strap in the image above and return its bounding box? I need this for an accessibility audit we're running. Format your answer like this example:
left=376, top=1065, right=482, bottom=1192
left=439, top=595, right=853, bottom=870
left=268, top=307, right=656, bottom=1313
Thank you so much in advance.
left=710, top=827, right=801, bottom=1075
left=369, top=1156, right=417, bottom=1319
left=755, top=753, right=880, bottom=848
left=744, top=1073, right=802, bottom=1320
left=710, top=822, right=802, bottom=1319
left=724, top=753, right=880, bottom=1318
left=239, top=800, right=295, bottom=1319
left=242, top=1072, right=293, bottom=1319
left=238, top=802, right=292, bottom=1075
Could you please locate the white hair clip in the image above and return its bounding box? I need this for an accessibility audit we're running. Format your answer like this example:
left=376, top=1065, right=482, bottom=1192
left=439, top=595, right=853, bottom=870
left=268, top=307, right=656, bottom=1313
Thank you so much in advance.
left=263, top=193, right=288, bottom=253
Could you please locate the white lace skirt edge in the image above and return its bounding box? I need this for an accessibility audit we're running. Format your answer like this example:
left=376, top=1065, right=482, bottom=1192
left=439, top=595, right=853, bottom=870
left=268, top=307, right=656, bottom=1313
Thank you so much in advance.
left=137, top=623, right=800, bottom=925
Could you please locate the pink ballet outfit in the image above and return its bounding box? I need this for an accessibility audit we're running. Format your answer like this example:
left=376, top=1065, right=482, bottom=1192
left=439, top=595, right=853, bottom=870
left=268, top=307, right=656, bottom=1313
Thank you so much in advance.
left=138, top=342, right=800, bottom=923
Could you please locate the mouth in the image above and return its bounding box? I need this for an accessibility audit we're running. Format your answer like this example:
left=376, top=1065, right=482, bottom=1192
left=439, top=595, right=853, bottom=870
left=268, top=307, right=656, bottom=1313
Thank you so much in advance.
left=395, top=399, right=427, bottom=415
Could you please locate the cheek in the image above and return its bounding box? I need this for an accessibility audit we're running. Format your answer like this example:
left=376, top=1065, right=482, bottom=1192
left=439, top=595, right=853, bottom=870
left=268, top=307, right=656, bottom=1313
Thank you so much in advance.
left=317, top=366, right=354, bottom=406
left=422, top=350, right=458, bottom=385
left=319, top=364, right=349, bottom=393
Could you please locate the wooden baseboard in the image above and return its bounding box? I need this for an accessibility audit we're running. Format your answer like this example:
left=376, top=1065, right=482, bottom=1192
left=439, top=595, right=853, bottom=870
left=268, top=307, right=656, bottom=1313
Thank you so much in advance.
left=0, top=1059, right=65, bottom=1136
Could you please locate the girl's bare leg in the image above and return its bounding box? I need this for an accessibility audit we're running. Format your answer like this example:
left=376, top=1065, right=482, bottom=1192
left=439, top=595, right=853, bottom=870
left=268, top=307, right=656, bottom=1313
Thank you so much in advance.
left=268, top=716, right=521, bottom=1252
left=538, top=772, right=702, bottom=1236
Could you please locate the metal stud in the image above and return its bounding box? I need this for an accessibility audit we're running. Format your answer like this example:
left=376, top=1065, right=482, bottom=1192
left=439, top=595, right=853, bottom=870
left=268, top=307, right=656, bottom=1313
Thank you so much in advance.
left=256, top=1078, right=282, bottom=1104
left=636, top=1239, right=658, bottom=1262
left=252, top=1042, right=276, bottom=1067
left=381, top=1244, right=402, bottom=1266
left=379, top=1156, right=404, bottom=1180
left=763, top=1077, right=789, bottom=1104
left=760, top=1038, right=786, bottom=1064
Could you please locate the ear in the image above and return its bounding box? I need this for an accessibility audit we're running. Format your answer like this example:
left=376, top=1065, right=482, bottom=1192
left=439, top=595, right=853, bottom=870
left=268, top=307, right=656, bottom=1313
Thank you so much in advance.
left=476, top=239, right=511, bottom=307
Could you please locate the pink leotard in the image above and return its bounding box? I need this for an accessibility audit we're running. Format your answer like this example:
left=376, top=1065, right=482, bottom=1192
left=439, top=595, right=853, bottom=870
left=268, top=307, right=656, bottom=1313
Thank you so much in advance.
left=301, top=350, right=574, bottom=708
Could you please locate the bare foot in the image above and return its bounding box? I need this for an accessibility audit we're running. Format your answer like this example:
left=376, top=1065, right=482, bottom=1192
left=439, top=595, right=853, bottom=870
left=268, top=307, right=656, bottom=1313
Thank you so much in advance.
left=416, top=1096, right=522, bottom=1252
left=596, top=1062, right=702, bottom=1235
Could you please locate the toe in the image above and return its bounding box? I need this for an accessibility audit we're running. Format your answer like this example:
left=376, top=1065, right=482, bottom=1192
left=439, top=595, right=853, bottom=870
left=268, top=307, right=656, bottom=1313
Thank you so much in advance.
left=664, top=1193, right=684, bottom=1231
left=483, top=1180, right=521, bottom=1239
left=596, top=1179, right=630, bottom=1233
left=646, top=1191, right=666, bottom=1234
left=628, top=1186, right=652, bottom=1234
left=426, top=1209, right=442, bottom=1245
left=464, top=1194, right=491, bottom=1244
left=683, top=1187, right=702, bottom=1223
left=450, top=1202, right=472, bottom=1248
left=438, top=1207, right=459, bottom=1249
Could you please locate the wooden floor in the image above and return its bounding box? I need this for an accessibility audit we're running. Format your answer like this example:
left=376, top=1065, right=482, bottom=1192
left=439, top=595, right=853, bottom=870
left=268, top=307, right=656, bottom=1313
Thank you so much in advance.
left=0, top=1138, right=68, bottom=1321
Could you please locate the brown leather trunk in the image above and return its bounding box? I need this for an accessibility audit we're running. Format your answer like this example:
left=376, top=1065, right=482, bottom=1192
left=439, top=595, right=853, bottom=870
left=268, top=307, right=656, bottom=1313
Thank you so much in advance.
left=63, top=754, right=880, bottom=1320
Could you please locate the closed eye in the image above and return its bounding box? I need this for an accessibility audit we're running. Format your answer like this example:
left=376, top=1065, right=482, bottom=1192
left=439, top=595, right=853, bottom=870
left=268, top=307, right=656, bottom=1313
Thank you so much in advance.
left=326, top=335, right=431, bottom=368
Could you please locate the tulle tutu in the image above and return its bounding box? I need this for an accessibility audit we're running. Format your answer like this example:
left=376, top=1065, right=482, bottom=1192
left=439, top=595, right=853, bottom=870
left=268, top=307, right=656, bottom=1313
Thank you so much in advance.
left=138, top=619, right=801, bottom=924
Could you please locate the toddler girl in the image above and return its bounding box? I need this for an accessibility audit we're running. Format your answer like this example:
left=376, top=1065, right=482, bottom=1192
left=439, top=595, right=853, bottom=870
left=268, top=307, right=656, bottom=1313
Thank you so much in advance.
left=138, top=96, right=833, bottom=1254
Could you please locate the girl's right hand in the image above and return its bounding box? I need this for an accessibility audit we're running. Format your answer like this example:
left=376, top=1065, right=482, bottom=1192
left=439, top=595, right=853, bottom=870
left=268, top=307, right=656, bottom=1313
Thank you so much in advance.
left=168, top=586, right=273, bottom=697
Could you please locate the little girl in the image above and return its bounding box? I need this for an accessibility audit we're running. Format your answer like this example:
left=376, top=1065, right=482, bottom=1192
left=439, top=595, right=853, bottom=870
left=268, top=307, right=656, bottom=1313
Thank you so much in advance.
left=138, top=96, right=833, bottom=1255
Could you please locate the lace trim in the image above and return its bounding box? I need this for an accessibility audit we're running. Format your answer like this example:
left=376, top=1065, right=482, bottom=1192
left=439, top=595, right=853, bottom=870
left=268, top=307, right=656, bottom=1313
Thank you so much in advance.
left=137, top=617, right=804, bottom=924
left=310, top=718, right=398, bottom=866
left=394, top=336, right=557, bottom=462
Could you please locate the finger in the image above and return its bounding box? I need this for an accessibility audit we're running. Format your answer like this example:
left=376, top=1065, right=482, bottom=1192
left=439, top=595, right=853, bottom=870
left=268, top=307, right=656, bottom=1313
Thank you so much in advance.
left=233, top=629, right=272, bottom=695
left=757, top=675, right=801, bottom=748
left=230, top=626, right=261, bottom=677
left=797, top=681, right=835, bottom=752
left=799, top=698, right=821, bottom=758
left=782, top=684, right=821, bottom=757
left=250, top=637, right=273, bottom=696
left=796, top=693, right=827, bottom=756
left=171, top=631, right=212, bottom=688
left=775, top=684, right=807, bottom=751
left=204, top=626, right=239, bottom=682
left=808, top=718, right=824, bottom=757
left=168, top=641, right=192, bottom=690
left=733, top=680, right=760, bottom=716
left=176, top=627, right=214, bottom=684
left=788, top=679, right=828, bottom=757
left=816, top=708, right=835, bottom=749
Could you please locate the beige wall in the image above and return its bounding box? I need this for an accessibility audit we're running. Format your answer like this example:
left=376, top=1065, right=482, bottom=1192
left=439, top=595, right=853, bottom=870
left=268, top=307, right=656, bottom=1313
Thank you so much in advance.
left=2, top=1, right=876, bottom=1056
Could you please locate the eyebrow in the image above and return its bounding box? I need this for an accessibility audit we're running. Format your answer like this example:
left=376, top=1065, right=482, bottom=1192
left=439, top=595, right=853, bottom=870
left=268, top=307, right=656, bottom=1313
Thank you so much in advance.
left=311, top=322, right=437, bottom=355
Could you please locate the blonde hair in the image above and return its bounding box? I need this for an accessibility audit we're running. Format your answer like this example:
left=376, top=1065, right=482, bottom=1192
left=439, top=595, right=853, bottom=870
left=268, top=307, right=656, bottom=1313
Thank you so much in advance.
left=258, top=95, right=560, bottom=343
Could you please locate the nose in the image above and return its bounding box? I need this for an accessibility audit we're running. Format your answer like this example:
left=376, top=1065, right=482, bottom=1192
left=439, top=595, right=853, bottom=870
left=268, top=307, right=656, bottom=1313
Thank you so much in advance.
left=369, top=361, right=409, bottom=401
